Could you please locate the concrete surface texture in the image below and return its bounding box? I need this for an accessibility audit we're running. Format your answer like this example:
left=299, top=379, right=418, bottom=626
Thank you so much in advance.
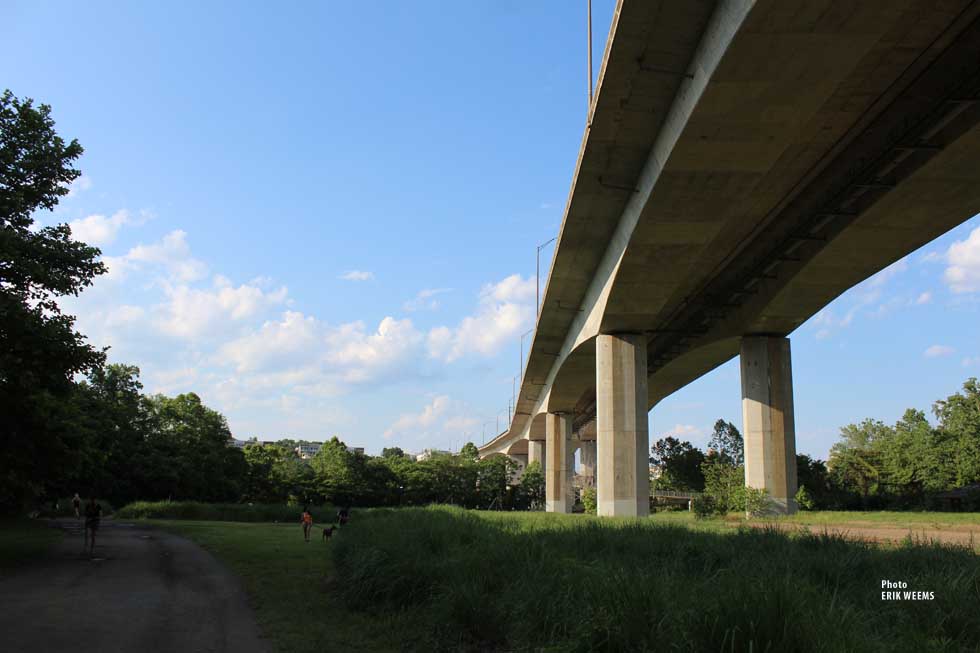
left=0, top=520, right=268, bottom=653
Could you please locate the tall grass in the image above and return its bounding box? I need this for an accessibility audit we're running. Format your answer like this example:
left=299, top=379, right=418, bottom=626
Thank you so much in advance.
left=116, top=500, right=335, bottom=523
left=333, top=506, right=980, bottom=652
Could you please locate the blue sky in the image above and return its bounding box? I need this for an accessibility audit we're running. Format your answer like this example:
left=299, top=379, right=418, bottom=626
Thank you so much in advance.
left=5, top=2, right=980, bottom=459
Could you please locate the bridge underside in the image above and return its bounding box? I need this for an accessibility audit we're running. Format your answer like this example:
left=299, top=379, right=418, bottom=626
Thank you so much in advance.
left=481, top=0, right=980, bottom=516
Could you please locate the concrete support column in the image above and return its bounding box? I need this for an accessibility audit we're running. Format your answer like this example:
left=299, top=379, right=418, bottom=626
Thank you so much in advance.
left=596, top=333, right=649, bottom=517
left=579, top=440, right=597, bottom=485
left=545, top=413, right=572, bottom=513
left=527, top=439, right=544, bottom=469
left=740, top=336, right=798, bottom=514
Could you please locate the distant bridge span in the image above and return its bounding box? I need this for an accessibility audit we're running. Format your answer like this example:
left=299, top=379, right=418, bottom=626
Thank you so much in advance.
left=480, top=0, right=980, bottom=516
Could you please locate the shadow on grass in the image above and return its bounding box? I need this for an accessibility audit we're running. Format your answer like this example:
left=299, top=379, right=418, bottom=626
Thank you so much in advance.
left=333, top=507, right=980, bottom=652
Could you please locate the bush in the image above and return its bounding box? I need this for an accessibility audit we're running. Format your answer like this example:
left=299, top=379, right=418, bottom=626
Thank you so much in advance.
left=581, top=487, right=596, bottom=515
left=691, top=494, right=717, bottom=519
left=116, top=500, right=335, bottom=523
left=796, top=485, right=815, bottom=511
left=743, top=487, right=772, bottom=517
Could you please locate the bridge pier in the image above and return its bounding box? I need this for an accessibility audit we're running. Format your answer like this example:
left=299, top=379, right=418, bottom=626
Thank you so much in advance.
left=740, top=336, right=798, bottom=515
left=545, top=413, right=572, bottom=513
left=596, top=333, right=649, bottom=517
left=579, top=439, right=596, bottom=486
left=527, top=438, right=544, bottom=469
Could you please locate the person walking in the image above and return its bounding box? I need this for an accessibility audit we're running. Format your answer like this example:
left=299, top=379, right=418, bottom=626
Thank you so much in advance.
left=83, top=497, right=102, bottom=557
left=301, top=506, right=313, bottom=542
left=72, top=493, right=81, bottom=519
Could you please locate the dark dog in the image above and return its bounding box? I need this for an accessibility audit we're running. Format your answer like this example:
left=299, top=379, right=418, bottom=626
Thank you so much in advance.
left=322, top=526, right=337, bottom=542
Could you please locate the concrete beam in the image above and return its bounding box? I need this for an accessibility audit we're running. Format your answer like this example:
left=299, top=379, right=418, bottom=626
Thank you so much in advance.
left=545, top=413, right=572, bottom=513
left=596, top=334, right=650, bottom=517
left=740, top=336, right=798, bottom=514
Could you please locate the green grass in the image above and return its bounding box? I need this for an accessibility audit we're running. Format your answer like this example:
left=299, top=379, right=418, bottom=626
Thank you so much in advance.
left=770, top=510, right=980, bottom=527
left=0, top=519, right=62, bottom=574
left=143, top=508, right=980, bottom=652
left=117, top=500, right=334, bottom=523
left=148, top=518, right=427, bottom=652
left=332, top=506, right=980, bottom=652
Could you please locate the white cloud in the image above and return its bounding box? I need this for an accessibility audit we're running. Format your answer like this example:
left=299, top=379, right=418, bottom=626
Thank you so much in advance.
left=66, top=174, right=92, bottom=197
left=340, top=270, right=374, bottom=281
left=427, top=274, right=535, bottom=362
left=327, top=317, right=424, bottom=382
left=68, top=209, right=153, bottom=246
left=924, top=345, right=954, bottom=358
left=915, top=291, right=932, bottom=305
left=105, top=229, right=208, bottom=283
left=156, top=276, right=288, bottom=339
left=945, top=226, right=980, bottom=293
left=664, top=424, right=703, bottom=439
left=218, top=311, right=319, bottom=372
left=215, top=313, right=425, bottom=392
left=404, top=287, right=452, bottom=312
left=961, top=356, right=980, bottom=368
left=384, top=395, right=450, bottom=439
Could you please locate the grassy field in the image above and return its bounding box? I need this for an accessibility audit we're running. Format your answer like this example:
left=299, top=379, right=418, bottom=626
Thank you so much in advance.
left=149, top=508, right=980, bottom=652
left=151, top=518, right=428, bottom=652
left=766, top=510, right=980, bottom=527
left=0, top=519, right=62, bottom=575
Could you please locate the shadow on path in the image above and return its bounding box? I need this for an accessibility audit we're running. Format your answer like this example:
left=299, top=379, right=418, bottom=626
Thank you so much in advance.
left=0, top=519, right=269, bottom=653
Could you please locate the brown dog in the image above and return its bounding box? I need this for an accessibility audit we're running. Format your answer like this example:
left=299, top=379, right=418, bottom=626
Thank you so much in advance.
left=322, top=526, right=337, bottom=542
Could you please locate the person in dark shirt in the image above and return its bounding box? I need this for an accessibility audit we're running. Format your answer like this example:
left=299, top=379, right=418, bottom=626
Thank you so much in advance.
left=72, top=493, right=81, bottom=519
left=83, top=497, right=102, bottom=556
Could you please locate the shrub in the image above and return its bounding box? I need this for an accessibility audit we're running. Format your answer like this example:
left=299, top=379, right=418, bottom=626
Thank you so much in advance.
left=795, top=484, right=815, bottom=511
left=581, top=487, right=596, bottom=515
left=743, top=486, right=772, bottom=517
left=691, top=494, right=717, bottom=519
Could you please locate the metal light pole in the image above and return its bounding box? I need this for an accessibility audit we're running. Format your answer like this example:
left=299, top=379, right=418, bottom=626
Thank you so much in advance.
left=588, top=0, right=593, bottom=118
left=536, top=236, right=557, bottom=316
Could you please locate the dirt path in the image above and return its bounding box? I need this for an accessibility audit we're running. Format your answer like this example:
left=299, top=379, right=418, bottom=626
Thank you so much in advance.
left=0, top=519, right=269, bottom=653
left=747, top=521, right=980, bottom=548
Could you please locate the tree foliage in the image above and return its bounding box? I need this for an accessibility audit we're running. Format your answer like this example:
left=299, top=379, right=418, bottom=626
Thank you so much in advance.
left=1, top=90, right=106, bottom=510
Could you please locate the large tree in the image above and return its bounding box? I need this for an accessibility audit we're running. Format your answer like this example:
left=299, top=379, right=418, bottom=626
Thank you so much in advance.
left=0, top=90, right=106, bottom=510
left=650, top=436, right=705, bottom=491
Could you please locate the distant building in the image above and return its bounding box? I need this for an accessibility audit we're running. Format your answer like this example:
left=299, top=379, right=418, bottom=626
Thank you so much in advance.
left=295, top=443, right=322, bottom=459
left=228, top=438, right=249, bottom=449
left=347, top=446, right=365, bottom=455
left=415, top=448, right=450, bottom=461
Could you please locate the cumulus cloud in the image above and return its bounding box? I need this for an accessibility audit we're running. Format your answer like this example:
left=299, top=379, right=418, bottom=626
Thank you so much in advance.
left=66, top=174, right=93, bottom=197
left=404, top=287, right=451, bottom=312
left=156, top=276, right=289, bottom=339
left=915, top=292, right=932, bottom=305
left=664, top=424, right=702, bottom=438
left=924, top=345, right=955, bottom=358
left=340, top=270, right=374, bottom=281
left=215, top=313, right=425, bottom=391
left=427, top=274, right=535, bottom=362
left=945, top=226, right=980, bottom=293
left=218, top=311, right=319, bottom=372
left=384, top=395, right=450, bottom=439
left=104, top=230, right=208, bottom=283
left=68, top=208, right=153, bottom=247
left=326, top=317, right=424, bottom=382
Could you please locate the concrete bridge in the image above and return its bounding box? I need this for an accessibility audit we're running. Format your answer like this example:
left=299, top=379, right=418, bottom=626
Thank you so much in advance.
left=479, top=0, right=980, bottom=516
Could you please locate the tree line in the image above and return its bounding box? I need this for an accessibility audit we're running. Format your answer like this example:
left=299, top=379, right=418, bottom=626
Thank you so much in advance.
left=652, top=378, right=980, bottom=511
